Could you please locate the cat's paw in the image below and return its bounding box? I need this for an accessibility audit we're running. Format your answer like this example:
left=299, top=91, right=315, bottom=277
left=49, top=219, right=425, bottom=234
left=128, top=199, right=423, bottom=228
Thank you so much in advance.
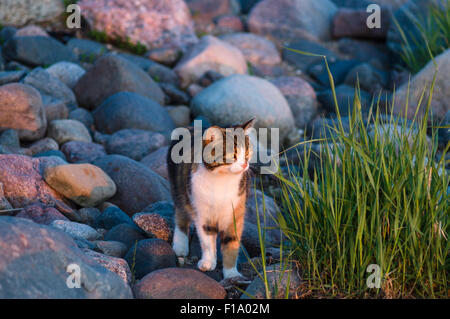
left=197, top=258, right=216, bottom=272
left=173, top=227, right=189, bottom=257
left=223, top=267, right=243, bottom=279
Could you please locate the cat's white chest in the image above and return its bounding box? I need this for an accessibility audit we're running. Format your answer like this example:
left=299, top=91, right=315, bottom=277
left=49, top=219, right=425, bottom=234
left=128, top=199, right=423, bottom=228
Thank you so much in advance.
left=190, top=166, right=242, bottom=222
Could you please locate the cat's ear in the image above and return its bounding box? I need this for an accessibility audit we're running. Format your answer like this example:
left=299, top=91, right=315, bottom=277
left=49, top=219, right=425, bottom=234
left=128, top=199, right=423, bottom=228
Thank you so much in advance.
left=203, top=126, right=222, bottom=142
left=241, top=118, right=255, bottom=134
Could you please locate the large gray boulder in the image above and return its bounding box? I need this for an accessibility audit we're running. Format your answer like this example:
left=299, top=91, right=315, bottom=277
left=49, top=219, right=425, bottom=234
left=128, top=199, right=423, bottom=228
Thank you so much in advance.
left=248, top=0, right=337, bottom=42
left=92, top=92, right=175, bottom=135
left=394, top=49, right=450, bottom=122
left=92, top=155, right=172, bottom=215
left=191, top=74, right=296, bottom=142
left=73, top=54, right=165, bottom=110
left=0, top=216, right=133, bottom=298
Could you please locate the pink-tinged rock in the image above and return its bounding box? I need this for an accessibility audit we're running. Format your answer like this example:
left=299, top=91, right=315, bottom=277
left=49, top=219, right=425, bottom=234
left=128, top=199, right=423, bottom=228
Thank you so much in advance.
left=0, top=83, right=47, bottom=141
left=186, top=0, right=236, bottom=23
left=133, top=268, right=226, bottom=299
left=78, top=0, right=198, bottom=51
left=140, top=146, right=169, bottom=180
left=15, top=25, right=49, bottom=37
left=83, top=249, right=132, bottom=285
left=220, top=32, right=281, bottom=66
left=248, top=0, right=337, bottom=42
left=61, top=141, right=106, bottom=164
left=15, top=203, right=69, bottom=225
left=132, top=212, right=171, bottom=241
left=174, top=35, right=247, bottom=88
left=215, top=14, right=244, bottom=34
left=332, top=8, right=390, bottom=39
left=270, top=76, right=318, bottom=128
left=0, top=154, right=66, bottom=208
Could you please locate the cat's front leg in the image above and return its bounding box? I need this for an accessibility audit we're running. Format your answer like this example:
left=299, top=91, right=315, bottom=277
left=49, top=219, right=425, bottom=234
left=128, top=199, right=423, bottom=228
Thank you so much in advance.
left=173, top=208, right=190, bottom=257
left=196, top=220, right=218, bottom=271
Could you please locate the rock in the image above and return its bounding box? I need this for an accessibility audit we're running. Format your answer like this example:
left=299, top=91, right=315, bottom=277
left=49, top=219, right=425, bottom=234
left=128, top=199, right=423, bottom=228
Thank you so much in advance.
left=0, top=26, right=17, bottom=44
left=140, top=201, right=175, bottom=231
left=248, top=0, right=337, bottom=42
left=133, top=268, right=226, bottom=299
left=0, top=154, right=66, bottom=208
left=61, top=141, right=106, bottom=164
left=92, top=155, right=172, bottom=214
left=125, top=238, right=176, bottom=279
left=241, top=263, right=301, bottom=298
left=69, top=108, right=94, bottom=131
left=47, top=119, right=92, bottom=145
left=73, top=54, right=165, bottom=110
left=282, top=39, right=337, bottom=71
left=270, top=76, right=318, bottom=128
left=309, top=116, right=352, bottom=140
left=242, top=190, right=281, bottom=257
left=93, top=206, right=135, bottom=230
left=28, top=137, right=59, bottom=156
left=174, top=35, right=247, bottom=88
left=387, top=0, right=446, bottom=61
left=214, top=14, right=244, bottom=34
left=42, top=97, right=69, bottom=122
left=240, top=0, right=262, bottom=13
left=0, top=70, right=26, bottom=85
left=15, top=25, right=49, bottom=37
left=83, top=249, right=132, bottom=284
left=337, top=38, right=392, bottom=70
left=394, top=49, right=450, bottom=123
left=34, top=150, right=66, bottom=161
left=186, top=0, right=238, bottom=24
left=93, top=92, right=175, bottom=135
left=140, top=146, right=169, bottom=180
left=77, top=207, right=101, bottom=226
left=187, top=83, right=204, bottom=97
left=438, top=111, right=450, bottom=147
left=191, top=74, right=295, bottom=142
left=22, top=67, right=77, bottom=110
left=146, top=47, right=182, bottom=66
left=198, top=70, right=225, bottom=87
left=317, top=84, right=371, bottom=116
left=44, top=163, right=116, bottom=207
left=0, top=83, right=46, bottom=141
left=0, top=0, right=64, bottom=26
left=104, top=223, right=146, bottom=250
left=0, top=182, right=13, bottom=211
left=66, top=38, right=108, bottom=62
left=106, top=129, right=167, bottom=161
left=46, top=62, right=86, bottom=89
left=78, top=0, right=198, bottom=51
left=2, top=36, right=76, bottom=67
left=0, top=216, right=133, bottom=298
left=308, top=59, right=360, bottom=86
left=159, top=83, right=190, bottom=105
left=0, top=129, right=20, bottom=149
left=344, top=63, right=388, bottom=94
left=50, top=219, right=101, bottom=241
left=118, top=53, right=179, bottom=86
left=94, top=240, right=128, bottom=258
left=15, top=203, right=68, bottom=225
left=220, top=32, right=281, bottom=66
left=332, top=8, right=390, bottom=39
left=132, top=213, right=171, bottom=241
left=166, top=106, right=191, bottom=128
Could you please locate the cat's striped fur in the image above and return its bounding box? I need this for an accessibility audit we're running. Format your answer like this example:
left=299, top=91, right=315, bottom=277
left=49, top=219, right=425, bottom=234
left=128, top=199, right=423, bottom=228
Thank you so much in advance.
left=167, top=119, right=255, bottom=278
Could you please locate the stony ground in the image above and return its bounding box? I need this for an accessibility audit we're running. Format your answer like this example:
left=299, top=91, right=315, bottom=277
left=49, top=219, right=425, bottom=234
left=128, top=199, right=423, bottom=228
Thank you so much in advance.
left=0, top=0, right=448, bottom=299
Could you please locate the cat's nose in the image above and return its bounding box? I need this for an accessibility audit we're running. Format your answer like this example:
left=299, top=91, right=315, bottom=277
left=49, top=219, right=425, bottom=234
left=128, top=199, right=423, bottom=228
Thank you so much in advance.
left=241, top=162, right=248, bottom=169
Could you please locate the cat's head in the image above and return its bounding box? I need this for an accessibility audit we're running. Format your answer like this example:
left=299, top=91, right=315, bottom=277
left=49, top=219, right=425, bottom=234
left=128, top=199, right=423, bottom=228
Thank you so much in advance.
left=202, top=119, right=255, bottom=174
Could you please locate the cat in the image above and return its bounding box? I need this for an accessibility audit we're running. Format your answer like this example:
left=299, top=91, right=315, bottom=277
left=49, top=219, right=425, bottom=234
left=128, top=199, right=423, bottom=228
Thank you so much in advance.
left=167, top=119, right=255, bottom=279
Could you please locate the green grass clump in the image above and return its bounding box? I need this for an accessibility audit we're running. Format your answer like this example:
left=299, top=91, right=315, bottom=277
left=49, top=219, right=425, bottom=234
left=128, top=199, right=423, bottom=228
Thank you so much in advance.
left=88, top=30, right=147, bottom=56
left=271, top=49, right=449, bottom=298
left=394, top=0, right=450, bottom=73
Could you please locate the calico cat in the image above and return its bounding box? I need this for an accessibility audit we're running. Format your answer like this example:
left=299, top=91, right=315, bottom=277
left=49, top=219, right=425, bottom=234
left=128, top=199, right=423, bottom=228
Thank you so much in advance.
left=167, top=119, right=255, bottom=278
